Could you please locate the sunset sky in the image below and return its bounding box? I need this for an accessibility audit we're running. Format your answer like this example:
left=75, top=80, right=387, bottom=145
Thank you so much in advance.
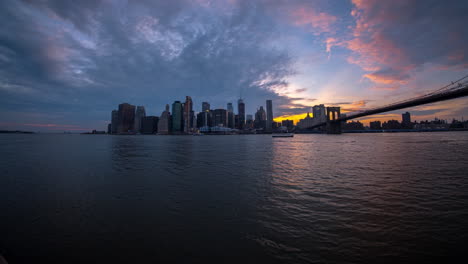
left=0, top=0, right=467, bottom=131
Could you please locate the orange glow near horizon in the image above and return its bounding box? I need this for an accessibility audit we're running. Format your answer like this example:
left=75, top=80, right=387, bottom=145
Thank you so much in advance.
left=274, top=112, right=409, bottom=126
left=274, top=113, right=310, bottom=124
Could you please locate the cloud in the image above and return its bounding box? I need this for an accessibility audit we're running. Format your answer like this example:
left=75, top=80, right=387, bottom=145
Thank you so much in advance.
left=346, top=0, right=468, bottom=86
left=295, top=88, right=307, bottom=93
left=0, top=0, right=302, bottom=130
left=291, top=6, right=337, bottom=34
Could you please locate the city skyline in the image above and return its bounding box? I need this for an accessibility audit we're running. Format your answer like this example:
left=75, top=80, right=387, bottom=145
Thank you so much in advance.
left=0, top=0, right=467, bottom=132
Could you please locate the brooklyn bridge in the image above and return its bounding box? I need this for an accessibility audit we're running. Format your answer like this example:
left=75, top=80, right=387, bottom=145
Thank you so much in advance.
left=304, top=75, right=468, bottom=134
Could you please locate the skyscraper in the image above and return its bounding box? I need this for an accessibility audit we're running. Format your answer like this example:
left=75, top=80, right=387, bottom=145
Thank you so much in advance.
left=111, top=109, right=118, bottom=134
left=238, top=99, right=245, bottom=129
left=402, top=112, right=411, bottom=127
left=312, top=104, right=326, bottom=122
left=246, top=114, right=254, bottom=129
left=158, top=104, right=171, bottom=134
left=255, top=106, right=266, bottom=130
left=227, top=103, right=234, bottom=129
left=202, top=102, right=210, bottom=112
left=212, top=109, right=227, bottom=127
left=197, top=111, right=211, bottom=128
left=134, top=106, right=146, bottom=133
left=266, top=100, right=273, bottom=132
left=184, top=96, right=193, bottom=133
left=117, top=103, right=135, bottom=133
left=141, top=116, right=159, bottom=134
left=172, top=101, right=183, bottom=133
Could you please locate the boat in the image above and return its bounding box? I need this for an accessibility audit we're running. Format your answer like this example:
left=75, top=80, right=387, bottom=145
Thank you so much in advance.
left=272, top=133, right=294, bottom=137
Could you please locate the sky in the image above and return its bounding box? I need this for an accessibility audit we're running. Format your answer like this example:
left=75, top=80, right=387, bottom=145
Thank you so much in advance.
left=0, top=0, right=467, bottom=132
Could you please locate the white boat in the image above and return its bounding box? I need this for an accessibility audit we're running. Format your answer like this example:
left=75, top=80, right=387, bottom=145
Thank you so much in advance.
left=272, top=133, right=294, bottom=137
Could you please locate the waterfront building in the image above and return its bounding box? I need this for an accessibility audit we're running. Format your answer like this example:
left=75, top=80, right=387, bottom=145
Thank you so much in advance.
left=402, top=112, right=412, bottom=128
left=266, top=100, right=273, bottom=132
left=370, top=121, right=382, bottom=130
left=197, top=111, right=212, bottom=128
left=107, top=123, right=111, bottom=134
left=141, top=116, right=159, bottom=134
left=297, top=112, right=314, bottom=129
left=172, top=101, right=184, bottom=133
left=382, top=120, right=401, bottom=130
left=134, top=106, right=146, bottom=133
left=212, top=109, right=227, bottom=127
left=238, top=99, right=245, bottom=129
left=281, top=120, right=294, bottom=130
left=184, top=96, right=193, bottom=133
left=202, top=102, right=210, bottom=112
left=254, top=106, right=266, bottom=130
left=111, top=110, right=118, bottom=134
left=343, top=121, right=364, bottom=130
left=117, top=103, right=136, bottom=133
left=158, top=104, right=171, bottom=134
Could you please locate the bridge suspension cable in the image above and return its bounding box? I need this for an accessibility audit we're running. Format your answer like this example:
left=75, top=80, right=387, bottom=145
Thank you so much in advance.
left=344, top=73, right=468, bottom=118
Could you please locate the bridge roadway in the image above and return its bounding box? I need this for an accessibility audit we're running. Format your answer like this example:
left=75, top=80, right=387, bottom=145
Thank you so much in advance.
left=306, top=81, right=468, bottom=130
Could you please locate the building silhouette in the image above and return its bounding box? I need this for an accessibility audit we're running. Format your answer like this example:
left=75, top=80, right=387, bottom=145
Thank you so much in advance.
left=266, top=100, right=273, bottom=132
left=134, top=106, right=146, bottom=133
left=172, top=101, right=183, bottom=133
left=141, top=116, right=159, bottom=134
left=237, top=99, right=245, bottom=129
left=202, top=102, right=210, bottom=112
left=255, top=106, right=266, bottom=130
left=197, top=111, right=211, bottom=128
left=212, top=109, right=227, bottom=127
left=158, top=104, right=171, bottom=134
left=313, top=104, right=326, bottom=121
left=297, top=104, right=327, bottom=129
left=370, top=121, right=382, bottom=130
left=402, top=112, right=412, bottom=128
left=184, top=96, right=193, bottom=133
left=246, top=114, right=254, bottom=129
left=227, top=103, right=235, bottom=129
left=343, top=120, right=364, bottom=130
left=117, top=103, right=135, bottom=133
left=382, top=120, right=401, bottom=129
left=281, top=120, right=294, bottom=130
left=111, top=110, right=118, bottom=134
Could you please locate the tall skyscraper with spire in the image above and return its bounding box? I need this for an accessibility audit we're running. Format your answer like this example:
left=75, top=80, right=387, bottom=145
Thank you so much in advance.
left=266, top=100, right=273, bottom=132
left=237, top=99, right=245, bottom=129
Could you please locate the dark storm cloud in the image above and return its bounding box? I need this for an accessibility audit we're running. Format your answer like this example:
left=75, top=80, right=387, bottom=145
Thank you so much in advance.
left=0, top=0, right=302, bottom=128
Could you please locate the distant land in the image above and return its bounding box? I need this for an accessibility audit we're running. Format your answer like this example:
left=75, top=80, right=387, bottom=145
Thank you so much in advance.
left=0, top=130, right=34, bottom=134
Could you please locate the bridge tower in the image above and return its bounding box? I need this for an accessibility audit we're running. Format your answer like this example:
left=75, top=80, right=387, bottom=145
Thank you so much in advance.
left=326, top=107, right=341, bottom=134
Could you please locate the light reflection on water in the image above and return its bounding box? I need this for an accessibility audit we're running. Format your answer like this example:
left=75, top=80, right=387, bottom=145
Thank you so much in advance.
left=1, top=132, right=468, bottom=263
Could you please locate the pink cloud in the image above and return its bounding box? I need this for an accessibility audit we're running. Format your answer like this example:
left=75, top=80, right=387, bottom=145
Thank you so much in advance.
left=344, top=0, right=468, bottom=86
left=291, top=7, right=337, bottom=34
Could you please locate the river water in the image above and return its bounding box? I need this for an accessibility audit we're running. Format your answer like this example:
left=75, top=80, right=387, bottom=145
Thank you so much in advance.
left=1, top=133, right=467, bottom=263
